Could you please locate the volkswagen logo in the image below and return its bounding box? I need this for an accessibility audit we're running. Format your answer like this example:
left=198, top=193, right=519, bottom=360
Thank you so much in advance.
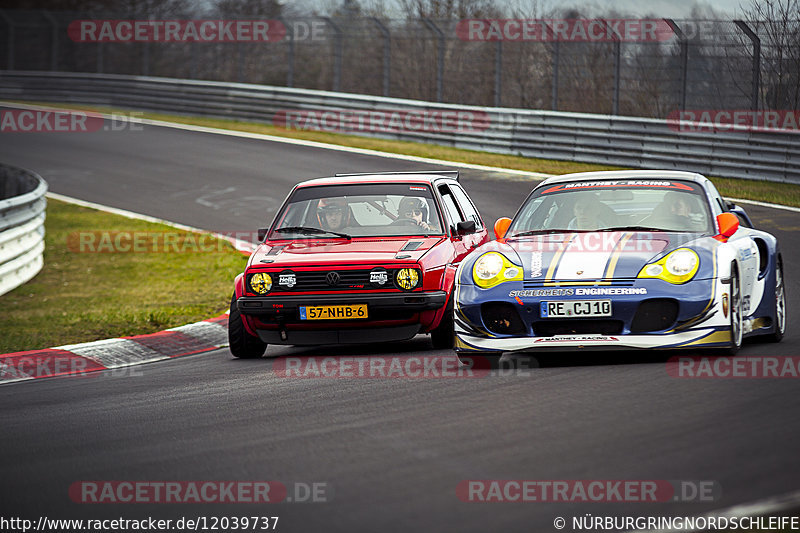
left=326, top=271, right=340, bottom=286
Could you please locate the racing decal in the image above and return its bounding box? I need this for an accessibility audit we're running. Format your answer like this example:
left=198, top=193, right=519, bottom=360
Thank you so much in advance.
left=541, top=181, right=696, bottom=194
left=508, top=287, right=647, bottom=298
left=533, top=336, right=619, bottom=343
left=544, top=233, right=576, bottom=283
left=603, top=232, right=634, bottom=279
left=370, top=270, right=389, bottom=285
left=530, top=251, right=543, bottom=278
left=278, top=271, right=297, bottom=288
left=554, top=232, right=624, bottom=281
left=574, top=287, right=647, bottom=295
left=509, top=288, right=575, bottom=297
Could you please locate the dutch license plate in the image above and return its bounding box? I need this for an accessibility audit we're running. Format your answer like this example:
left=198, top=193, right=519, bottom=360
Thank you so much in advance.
left=299, top=304, right=368, bottom=320
left=540, top=300, right=611, bottom=318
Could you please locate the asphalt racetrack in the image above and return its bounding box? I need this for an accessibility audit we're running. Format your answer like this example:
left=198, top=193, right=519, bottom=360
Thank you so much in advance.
left=1, top=112, right=799, bottom=532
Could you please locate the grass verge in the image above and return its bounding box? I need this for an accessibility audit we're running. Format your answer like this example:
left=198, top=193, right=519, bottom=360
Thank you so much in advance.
left=0, top=199, right=246, bottom=354
left=10, top=100, right=800, bottom=208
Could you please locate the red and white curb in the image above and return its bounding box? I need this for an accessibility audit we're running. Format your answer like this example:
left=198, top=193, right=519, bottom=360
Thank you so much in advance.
left=0, top=314, right=229, bottom=384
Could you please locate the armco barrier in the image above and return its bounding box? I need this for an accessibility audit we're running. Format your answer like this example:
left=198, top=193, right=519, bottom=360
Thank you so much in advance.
left=1, top=71, right=799, bottom=183
left=0, top=164, right=46, bottom=297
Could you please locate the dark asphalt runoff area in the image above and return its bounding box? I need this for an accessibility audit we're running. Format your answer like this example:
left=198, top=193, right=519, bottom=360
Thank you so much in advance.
left=1, top=111, right=799, bottom=532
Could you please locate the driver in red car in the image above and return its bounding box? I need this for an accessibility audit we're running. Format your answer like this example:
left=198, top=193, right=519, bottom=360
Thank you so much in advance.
left=316, top=198, right=352, bottom=231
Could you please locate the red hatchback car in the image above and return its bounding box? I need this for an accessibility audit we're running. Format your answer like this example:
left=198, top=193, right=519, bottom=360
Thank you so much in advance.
left=229, top=171, right=489, bottom=358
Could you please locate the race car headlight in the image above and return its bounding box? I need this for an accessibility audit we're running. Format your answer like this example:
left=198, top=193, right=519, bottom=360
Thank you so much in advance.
left=638, top=248, right=699, bottom=284
left=396, top=268, right=420, bottom=290
left=249, top=272, right=272, bottom=294
left=472, top=252, right=523, bottom=289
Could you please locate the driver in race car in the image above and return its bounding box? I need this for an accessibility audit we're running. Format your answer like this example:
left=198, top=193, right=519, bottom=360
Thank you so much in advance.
left=316, top=198, right=352, bottom=231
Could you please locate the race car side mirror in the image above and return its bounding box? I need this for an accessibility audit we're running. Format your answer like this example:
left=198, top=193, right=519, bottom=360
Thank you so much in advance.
left=717, top=213, right=739, bottom=238
left=456, top=220, right=476, bottom=235
left=257, top=228, right=268, bottom=241
left=494, top=217, right=512, bottom=240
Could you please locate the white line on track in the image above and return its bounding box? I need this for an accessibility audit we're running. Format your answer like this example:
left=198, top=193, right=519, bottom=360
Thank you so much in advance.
left=46, top=192, right=257, bottom=253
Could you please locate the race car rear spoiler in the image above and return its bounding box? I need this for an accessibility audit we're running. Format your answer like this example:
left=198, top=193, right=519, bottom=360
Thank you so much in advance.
left=334, top=170, right=460, bottom=181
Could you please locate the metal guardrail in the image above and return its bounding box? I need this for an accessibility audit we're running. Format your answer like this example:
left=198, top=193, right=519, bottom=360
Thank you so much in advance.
left=1, top=71, right=799, bottom=183
left=0, top=164, right=46, bottom=297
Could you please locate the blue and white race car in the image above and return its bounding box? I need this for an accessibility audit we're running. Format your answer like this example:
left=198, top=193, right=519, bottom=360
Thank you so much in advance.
left=454, top=170, right=786, bottom=366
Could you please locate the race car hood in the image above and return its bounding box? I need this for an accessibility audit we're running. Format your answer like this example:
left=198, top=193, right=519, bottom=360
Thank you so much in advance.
left=251, top=237, right=442, bottom=266
left=493, top=231, right=717, bottom=281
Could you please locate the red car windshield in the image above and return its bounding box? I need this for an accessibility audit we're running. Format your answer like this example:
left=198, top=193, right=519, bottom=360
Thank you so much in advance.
left=269, top=183, right=445, bottom=239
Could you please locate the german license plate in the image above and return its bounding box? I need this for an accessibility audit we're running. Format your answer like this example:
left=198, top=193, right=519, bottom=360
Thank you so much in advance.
left=299, top=304, right=368, bottom=320
left=540, top=300, right=611, bottom=318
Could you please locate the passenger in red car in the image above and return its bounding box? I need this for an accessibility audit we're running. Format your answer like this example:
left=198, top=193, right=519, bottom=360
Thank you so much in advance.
left=398, top=197, right=432, bottom=230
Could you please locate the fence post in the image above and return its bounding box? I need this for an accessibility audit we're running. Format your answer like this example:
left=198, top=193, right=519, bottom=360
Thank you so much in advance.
left=0, top=10, right=15, bottom=70
left=734, top=20, right=761, bottom=111
left=665, top=19, right=687, bottom=110
left=495, top=39, right=502, bottom=107
left=324, top=17, right=343, bottom=92
left=237, top=42, right=244, bottom=83
left=190, top=42, right=197, bottom=79
left=611, top=29, right=620, bottom=115
left=422, top=18, right=444, bottom=102
left=551, top=35, right=560, bottom=111
left=279, top=17, right=294, bottom=88
left=41, top=10, right=59, bottom=71
left=371, top=17, right=391, bottom=97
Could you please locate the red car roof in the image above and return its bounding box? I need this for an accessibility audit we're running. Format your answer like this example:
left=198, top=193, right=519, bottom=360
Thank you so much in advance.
left=295, top=174, right=454, bottom=188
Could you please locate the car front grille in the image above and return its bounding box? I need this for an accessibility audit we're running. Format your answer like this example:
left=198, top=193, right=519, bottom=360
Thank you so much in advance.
left=270, top=269, right=400, bottom=292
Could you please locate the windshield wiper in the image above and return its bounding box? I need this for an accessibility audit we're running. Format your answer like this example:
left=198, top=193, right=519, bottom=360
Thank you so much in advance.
left=508, top=229, right=586, bottom=239
left=595, top=226, right=670, bottom=232
left=274, top=226, right=351, bottom=239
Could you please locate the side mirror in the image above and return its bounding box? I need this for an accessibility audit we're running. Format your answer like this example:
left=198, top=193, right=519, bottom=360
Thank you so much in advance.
left=494, top=217, right=512, bottom=240
left=257, top=228, right=268, bottom=241
left=717, top=213, right=739, bottom=238
left=455, top=220, right=476, bottom=236
left=728, top=205, right=754, bottom=228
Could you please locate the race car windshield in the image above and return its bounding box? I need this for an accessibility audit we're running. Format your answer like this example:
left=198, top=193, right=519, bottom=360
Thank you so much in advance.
left=269, top=183, right=445, bottom=239
left=508, top=180, right=714, bottom=236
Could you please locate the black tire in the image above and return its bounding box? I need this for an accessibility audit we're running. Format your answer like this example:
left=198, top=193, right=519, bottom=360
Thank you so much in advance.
left=228, top=293, right=267, bottom=359
left=768, top=256, right=786, bottom=342
left=430, top=294, right=454, bottom=350
left=726, top=263, right=743, bottom=355
left=456, top=351, right=502, bottom=370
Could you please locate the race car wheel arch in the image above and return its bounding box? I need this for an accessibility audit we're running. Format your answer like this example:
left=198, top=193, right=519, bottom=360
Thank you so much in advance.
left=423, top=263, right=459, bottom=333
left=768, top=255, right=786, bottom=342
left=726, top=262, right=743, bottom=355
left=228, top=293, right=268, bottom=359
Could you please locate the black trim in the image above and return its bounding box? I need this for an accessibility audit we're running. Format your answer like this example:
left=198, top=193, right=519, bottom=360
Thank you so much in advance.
left=256, top=325, right=421, bottom=345
left=237, top=291, right=447, bottom=315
